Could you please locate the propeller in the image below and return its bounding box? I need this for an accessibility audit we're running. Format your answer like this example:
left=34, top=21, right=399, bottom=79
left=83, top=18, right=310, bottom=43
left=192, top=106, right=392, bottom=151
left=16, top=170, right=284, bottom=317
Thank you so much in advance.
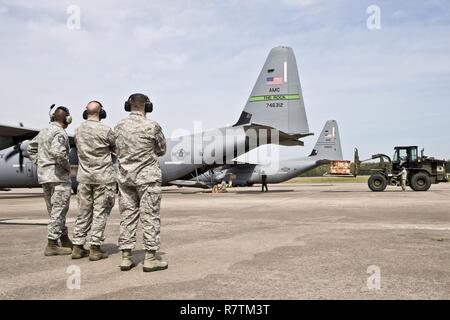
left=5, top=143, right=25, bottom=172
left=4, top=120, right=30, bottom=172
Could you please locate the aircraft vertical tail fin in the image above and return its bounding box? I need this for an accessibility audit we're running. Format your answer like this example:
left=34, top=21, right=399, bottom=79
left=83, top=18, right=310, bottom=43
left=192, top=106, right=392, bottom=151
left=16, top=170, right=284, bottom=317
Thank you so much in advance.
left=234, top=46, right=310, bottom=137
left=310, top=120, right=343, bottom=160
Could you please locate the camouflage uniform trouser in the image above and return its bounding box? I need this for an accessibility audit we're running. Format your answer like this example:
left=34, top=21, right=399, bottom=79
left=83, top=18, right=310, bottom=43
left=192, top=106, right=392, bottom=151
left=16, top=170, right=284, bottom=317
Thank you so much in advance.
left=42, top=182, right=71, bottom=240
left=401, top=178, right=406, bottom=191
left=118, top=182, right=162, bottom=251
left=73, top=183, right=116, bottom=246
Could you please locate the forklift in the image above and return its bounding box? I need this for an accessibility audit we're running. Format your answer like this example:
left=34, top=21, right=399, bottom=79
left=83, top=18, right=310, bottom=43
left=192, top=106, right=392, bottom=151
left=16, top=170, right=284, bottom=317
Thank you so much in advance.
left=353, top=146, right=448, bottom=192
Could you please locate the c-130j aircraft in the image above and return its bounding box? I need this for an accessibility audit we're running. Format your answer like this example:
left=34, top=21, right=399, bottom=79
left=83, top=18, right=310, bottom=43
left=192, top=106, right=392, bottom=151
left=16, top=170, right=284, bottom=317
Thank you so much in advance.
left=0, top=46, right=320, bottom=192
left=191, top=120, right=343, bottom=188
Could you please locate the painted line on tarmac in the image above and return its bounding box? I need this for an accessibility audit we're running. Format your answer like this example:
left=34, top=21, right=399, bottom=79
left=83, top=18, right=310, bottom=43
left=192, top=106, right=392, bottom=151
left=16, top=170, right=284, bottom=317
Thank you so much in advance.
left=326, top=222, right=450, bottom=231
left=0, top=218, right=76, bottom=226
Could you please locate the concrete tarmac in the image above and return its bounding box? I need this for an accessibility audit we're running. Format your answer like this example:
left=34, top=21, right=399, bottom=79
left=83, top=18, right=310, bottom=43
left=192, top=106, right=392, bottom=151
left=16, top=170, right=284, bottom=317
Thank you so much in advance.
left=0, top=183, right=449, bottom=299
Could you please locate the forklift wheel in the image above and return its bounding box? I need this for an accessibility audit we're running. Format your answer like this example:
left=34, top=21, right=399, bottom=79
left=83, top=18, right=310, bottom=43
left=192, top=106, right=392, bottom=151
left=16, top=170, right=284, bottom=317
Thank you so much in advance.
left=410, top=172, right=431, bottom=191
left=368, top=173, right=388, bottom=192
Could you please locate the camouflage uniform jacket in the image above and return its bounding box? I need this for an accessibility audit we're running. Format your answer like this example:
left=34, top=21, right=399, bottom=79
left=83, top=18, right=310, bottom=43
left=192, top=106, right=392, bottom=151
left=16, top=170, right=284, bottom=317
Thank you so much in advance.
left=114, top=112, right=166, bottom=186
left=74, top=120, right=117, bottom=184
left=27, top=123, right=71, bottom=184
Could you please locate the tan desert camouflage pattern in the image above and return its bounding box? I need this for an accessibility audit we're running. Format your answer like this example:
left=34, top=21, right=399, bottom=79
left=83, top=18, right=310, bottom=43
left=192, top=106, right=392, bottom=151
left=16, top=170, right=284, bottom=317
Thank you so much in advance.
left=73, top=183, right=116, bottom=246
left=27, top=123, right=71, bottom=184
left=42, top=182, right=71, bottom=240
left=114, top=112, right=166, bottom=186
left=74, top=120, right=116, bottom=185
left=400, top=167, right=408, bottom=191
left=114, top=112, right=166, bottom=251
left=118, top=182, right=162, bottom=251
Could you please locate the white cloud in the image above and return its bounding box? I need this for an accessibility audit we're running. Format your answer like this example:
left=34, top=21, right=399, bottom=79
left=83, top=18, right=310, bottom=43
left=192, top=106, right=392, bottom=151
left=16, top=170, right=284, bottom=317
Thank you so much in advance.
left=0, top=0, right=449, bottom=159
left=0, top=5, right=8, bottom=14
left=281, top=0, right=317, bottom=7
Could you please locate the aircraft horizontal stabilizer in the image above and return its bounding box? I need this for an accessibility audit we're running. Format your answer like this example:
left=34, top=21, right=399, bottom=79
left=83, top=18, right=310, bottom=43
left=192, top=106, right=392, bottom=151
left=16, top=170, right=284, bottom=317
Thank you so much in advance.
left=315, top=159, right=332, bottom=166
left=242, top=123, right=312, bottom=147
left=167, top=180, right=211, bottom=189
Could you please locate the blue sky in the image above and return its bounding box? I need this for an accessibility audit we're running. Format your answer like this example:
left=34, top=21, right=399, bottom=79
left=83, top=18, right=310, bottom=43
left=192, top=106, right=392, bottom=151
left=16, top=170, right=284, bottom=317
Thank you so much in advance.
left=1, top=0, right=449, bottom=160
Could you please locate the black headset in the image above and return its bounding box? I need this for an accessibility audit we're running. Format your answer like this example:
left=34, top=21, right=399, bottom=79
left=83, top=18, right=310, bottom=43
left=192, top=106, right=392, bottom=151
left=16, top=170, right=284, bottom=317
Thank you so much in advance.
left=124, top=94, right=153, bottom=113
left=49, top=104, right=72, bottom=125
left=83, top=100, right=107, bottom=120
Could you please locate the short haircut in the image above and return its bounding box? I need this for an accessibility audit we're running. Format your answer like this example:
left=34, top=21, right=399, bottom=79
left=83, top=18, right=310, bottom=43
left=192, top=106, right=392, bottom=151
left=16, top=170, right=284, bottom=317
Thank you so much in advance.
left=129, top=93, right=148, bottom=109
left=53, top=107, right=69, bottom=122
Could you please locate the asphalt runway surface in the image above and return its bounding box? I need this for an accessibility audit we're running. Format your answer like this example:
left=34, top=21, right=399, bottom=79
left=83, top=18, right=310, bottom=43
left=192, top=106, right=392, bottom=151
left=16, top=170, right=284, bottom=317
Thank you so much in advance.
left=0, top=183, right=449, bottom=299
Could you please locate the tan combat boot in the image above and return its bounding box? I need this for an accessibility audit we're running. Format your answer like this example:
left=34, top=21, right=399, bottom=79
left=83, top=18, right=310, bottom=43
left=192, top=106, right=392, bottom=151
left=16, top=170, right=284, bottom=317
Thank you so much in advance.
left=89, top=245, right=108, bottom=261
left=143, top=250, right=168, bottom=273
left=71, top=244, right=89, bottom=259
left=120, top=249, right=135, bottom=271
left=44, top=239, right=72, bottom=256
left=60, top=234, right=73, bottom=249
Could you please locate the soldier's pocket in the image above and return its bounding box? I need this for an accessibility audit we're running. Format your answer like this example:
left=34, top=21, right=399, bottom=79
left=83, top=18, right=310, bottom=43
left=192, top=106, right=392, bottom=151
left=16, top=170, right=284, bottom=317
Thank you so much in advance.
left=55, top=166, right=70, bottom=178
left=55, top=183, right=71, bottom=199
left=53, top=183, right=71, bottom=207
left=103, top=184, right=117, bottom=210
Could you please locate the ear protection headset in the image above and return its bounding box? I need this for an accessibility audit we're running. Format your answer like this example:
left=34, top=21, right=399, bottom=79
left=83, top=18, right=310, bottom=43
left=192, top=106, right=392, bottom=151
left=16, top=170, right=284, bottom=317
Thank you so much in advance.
left=83, top=100, right=107, bottom=120
left=124, top=94, right=153, bottom=113
left=49, top=104, right=73, bottom=125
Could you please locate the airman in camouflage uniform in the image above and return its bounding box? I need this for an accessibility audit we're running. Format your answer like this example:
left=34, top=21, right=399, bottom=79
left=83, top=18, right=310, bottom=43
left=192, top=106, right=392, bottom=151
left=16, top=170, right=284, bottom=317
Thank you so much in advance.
left=72, top=101, right=116, bottom=261
left=27, top=106, right=73, bottom=256
left=114, top=93, right=168, bottom=272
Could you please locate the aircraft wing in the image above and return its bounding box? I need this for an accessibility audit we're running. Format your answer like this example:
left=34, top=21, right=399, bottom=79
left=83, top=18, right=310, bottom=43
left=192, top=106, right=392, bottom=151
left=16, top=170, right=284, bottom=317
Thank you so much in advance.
left=0, top=124, right=40, bottom=150
left=167, top=180, right=212, bottom=189
left=0, top=124, right=75, bottom=150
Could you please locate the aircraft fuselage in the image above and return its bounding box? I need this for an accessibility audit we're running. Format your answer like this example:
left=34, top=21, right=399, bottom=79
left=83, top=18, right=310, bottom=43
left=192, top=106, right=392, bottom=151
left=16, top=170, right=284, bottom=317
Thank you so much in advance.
left=247, top=158, right=320, bottom=184
left=0, top=125, right=254, bottom=189
left=197, top=157, right=322, bottom=186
